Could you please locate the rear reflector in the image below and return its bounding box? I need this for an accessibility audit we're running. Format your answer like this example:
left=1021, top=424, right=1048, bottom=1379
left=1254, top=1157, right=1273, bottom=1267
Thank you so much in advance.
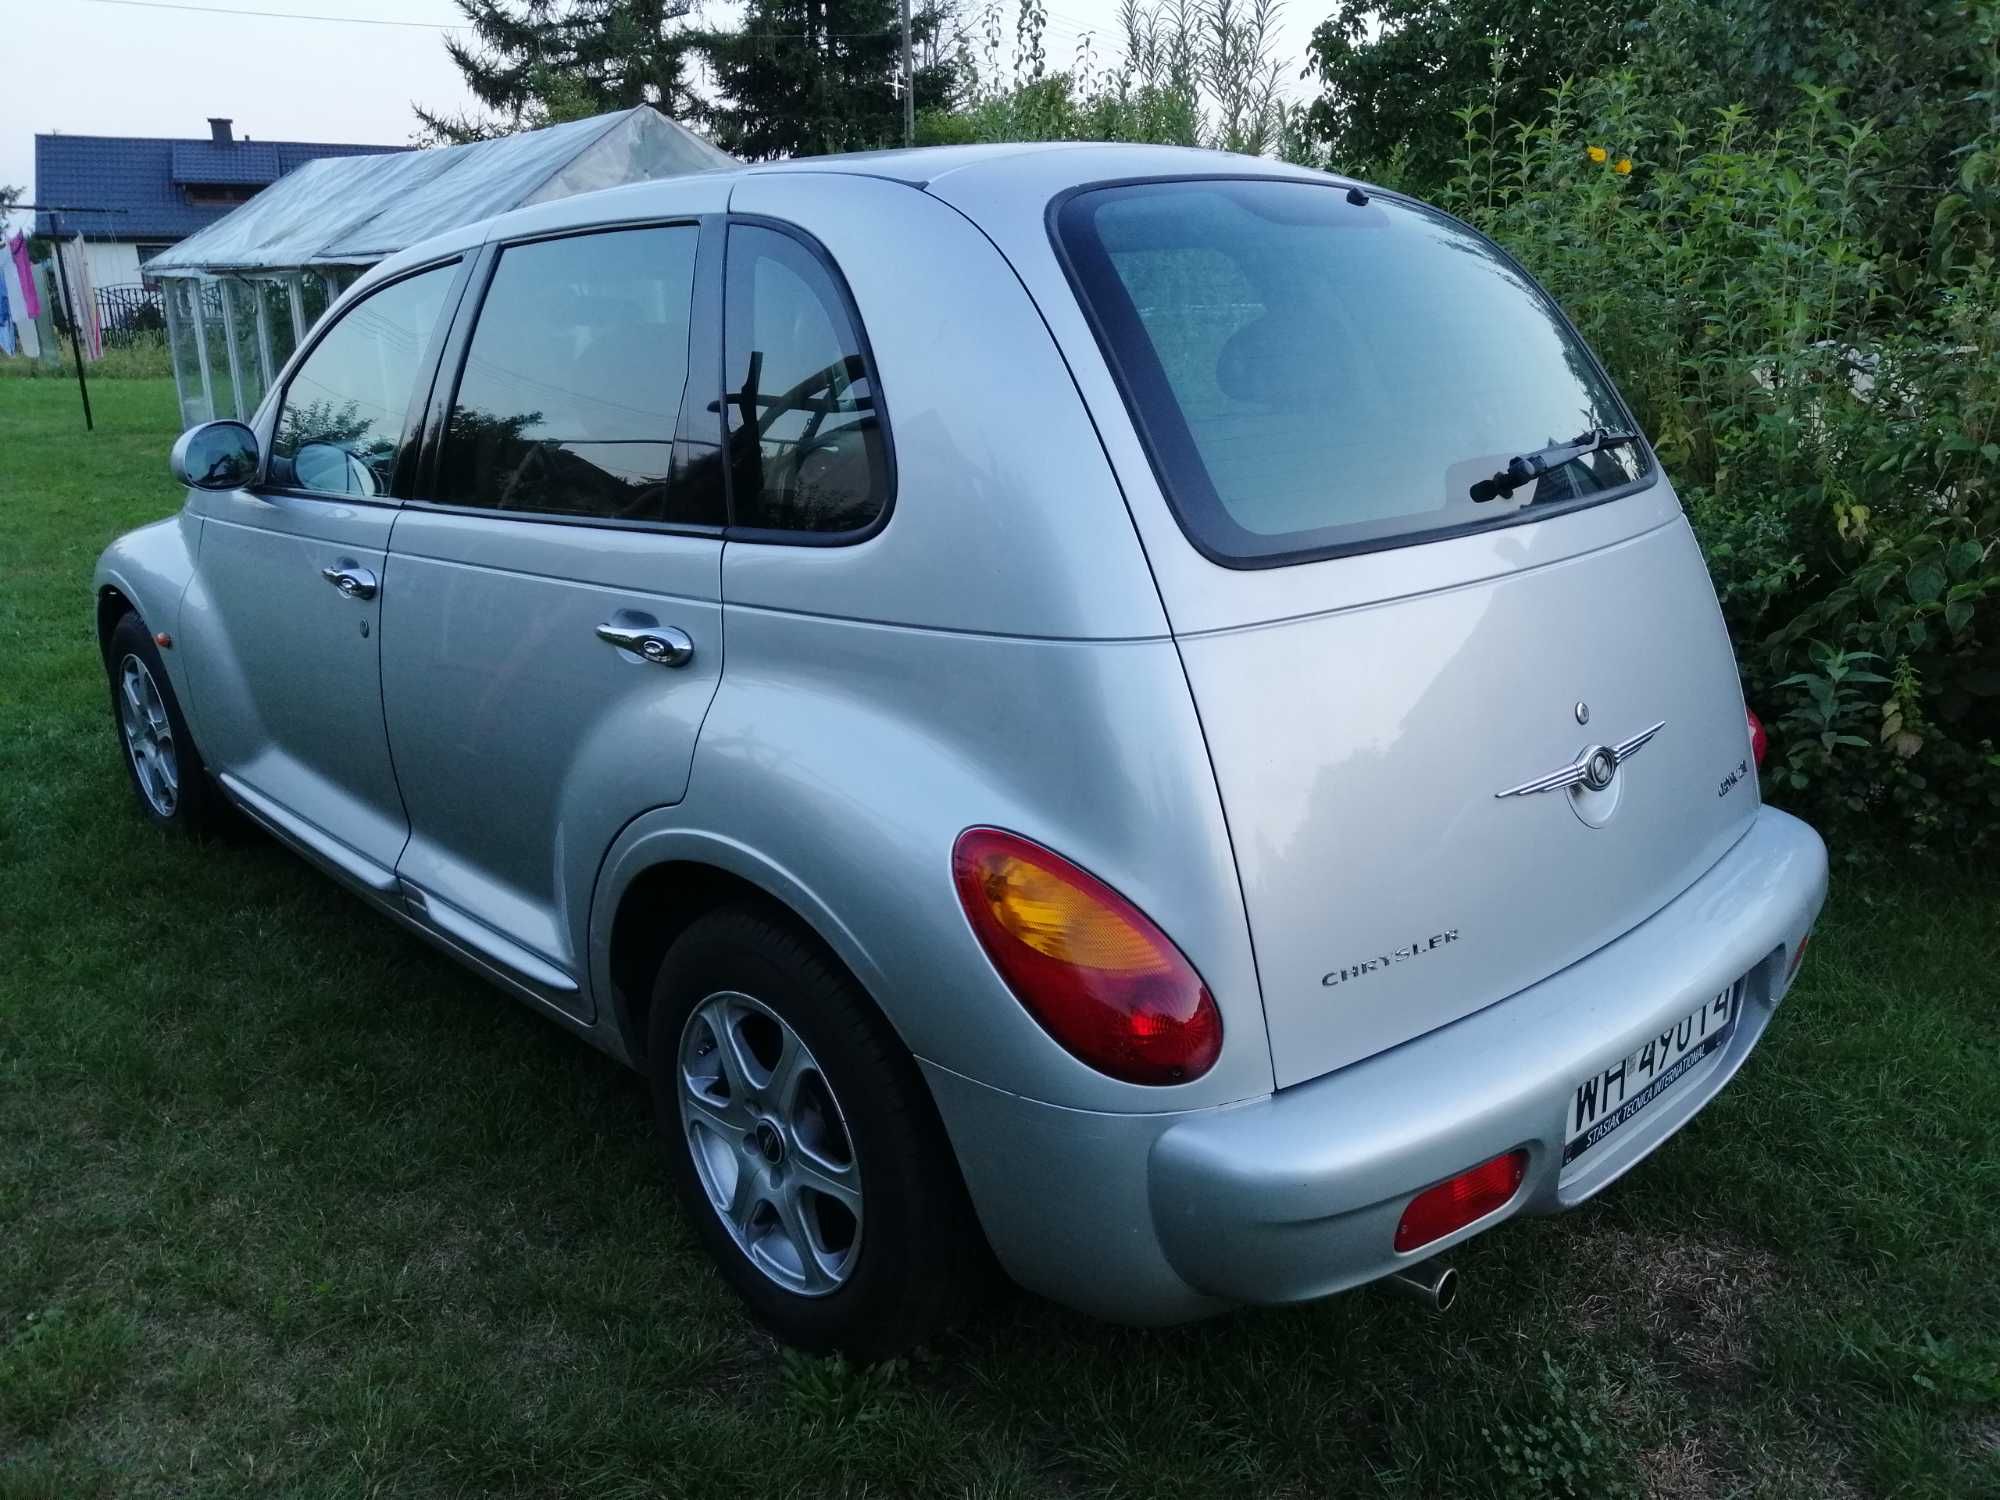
left=1746, top=706, right=1768, bottom=767
left=1394, top=1149, right=1528, bottom=1253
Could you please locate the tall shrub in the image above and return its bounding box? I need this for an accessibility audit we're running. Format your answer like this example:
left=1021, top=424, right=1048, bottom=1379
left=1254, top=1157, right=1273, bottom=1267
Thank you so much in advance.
left=1441, top=44, right=2000, bottom=846
left=929, top=0, right=1293, bottom=153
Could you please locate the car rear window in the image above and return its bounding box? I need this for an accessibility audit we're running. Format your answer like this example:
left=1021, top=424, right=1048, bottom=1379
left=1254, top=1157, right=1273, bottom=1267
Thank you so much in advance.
left=1054, top=179, right=1654, bottom=565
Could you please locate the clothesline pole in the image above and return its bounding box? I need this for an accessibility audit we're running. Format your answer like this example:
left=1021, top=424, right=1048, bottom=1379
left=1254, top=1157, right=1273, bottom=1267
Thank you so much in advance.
left=46, top=212, right=94, bottom=432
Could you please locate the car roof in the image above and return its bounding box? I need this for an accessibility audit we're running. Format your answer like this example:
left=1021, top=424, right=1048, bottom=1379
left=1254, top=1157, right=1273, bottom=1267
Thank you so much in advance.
left=367, top=142, right=1353, bottom=285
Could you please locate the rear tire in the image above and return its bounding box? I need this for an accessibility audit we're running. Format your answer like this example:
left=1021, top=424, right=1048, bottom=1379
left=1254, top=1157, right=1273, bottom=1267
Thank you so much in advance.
left=647, top=903, right=987, bottom=1358
left=104, top=611, right=224, bottom=835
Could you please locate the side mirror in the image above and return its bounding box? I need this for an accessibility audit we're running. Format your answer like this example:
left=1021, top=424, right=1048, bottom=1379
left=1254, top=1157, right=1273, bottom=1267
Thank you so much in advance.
left=170, top=421, right=260, bottom=491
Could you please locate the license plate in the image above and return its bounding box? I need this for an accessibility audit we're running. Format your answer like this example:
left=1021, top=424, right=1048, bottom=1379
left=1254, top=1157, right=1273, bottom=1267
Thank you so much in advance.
left=1563, top=986, right=1738, bottom=1166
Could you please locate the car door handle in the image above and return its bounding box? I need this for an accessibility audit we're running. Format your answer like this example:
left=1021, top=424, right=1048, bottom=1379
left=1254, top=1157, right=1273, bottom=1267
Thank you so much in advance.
left=595, top=621, right=694, bottom=667
left=320, top=563, right=378, bottom=601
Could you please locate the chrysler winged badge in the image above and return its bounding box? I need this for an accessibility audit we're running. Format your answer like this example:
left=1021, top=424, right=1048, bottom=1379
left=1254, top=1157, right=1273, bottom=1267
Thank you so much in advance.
left=1495, top=721, right=1666, bottom=799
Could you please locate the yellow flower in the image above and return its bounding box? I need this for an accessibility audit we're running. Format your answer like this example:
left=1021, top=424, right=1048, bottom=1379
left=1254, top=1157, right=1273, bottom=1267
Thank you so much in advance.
left=1587, top=144, right=1607, bottom=164
left=1614, top=157, right=1633, bottom=175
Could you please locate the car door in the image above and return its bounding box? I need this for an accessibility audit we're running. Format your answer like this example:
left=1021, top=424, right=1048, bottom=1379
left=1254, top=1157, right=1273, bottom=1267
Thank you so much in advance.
left=181, top=258, right=465, bottom=893
left=380, top=219, right=725, bottom=1018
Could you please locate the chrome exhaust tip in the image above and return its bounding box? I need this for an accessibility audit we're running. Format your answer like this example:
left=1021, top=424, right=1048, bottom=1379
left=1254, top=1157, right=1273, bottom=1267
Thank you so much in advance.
left=1383, top=1260, right=1458, bottom=1313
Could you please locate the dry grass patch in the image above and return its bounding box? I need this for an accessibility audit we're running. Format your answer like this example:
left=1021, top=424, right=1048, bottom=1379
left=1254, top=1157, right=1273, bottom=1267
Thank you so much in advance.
left=1565, top=1228, right=1778, bottom=1382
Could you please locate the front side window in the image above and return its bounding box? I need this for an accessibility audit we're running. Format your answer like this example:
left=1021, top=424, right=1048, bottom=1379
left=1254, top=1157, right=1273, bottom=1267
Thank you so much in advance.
left=437, top=225, right=708, bottom=524
left=270, top=262, right=456, bottom=497
left=723, top=224, right=887, bottom=535
left=1055, top=180, right=1652, bottom=563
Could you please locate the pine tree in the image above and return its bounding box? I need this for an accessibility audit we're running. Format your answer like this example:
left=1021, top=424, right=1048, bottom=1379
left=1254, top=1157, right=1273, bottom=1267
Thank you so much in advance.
left=702, top=0, right=960, bottom=160
left=417, top=0, right=708, bottom=144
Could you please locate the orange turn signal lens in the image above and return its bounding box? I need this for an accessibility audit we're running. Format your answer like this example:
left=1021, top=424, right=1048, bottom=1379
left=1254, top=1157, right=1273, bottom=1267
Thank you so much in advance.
left=952, top=828, right=1221, bottom=1085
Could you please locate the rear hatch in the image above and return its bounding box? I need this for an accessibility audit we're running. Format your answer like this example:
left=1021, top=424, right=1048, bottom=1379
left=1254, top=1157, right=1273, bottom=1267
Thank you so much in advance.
left=1052, top=177, right=1760, bottom=1087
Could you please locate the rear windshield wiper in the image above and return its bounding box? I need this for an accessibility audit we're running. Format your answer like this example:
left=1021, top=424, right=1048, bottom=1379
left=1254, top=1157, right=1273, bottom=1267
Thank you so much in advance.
left=1470, top=428, right=1641, bottom=503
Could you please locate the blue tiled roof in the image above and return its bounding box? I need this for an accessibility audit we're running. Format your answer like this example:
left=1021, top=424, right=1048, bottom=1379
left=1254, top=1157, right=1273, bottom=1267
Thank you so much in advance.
left=35, top=132, right=408, bottom=241
left=169, top=141, right=282, bottom=186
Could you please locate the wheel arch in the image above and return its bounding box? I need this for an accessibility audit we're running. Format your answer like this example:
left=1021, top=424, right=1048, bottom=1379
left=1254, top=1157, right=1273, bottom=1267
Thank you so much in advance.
left=592, top=833, right=896, bottom=1072
left=93, top=512, right=202, bottom=717
left=96, top=583, right=138, bottom=649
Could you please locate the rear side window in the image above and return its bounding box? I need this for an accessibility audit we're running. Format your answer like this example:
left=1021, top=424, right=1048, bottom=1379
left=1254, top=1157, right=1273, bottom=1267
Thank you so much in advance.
left=437, top=225, right=709, bottom=524
left=723, top=224, right=887, bottom=535
left=270, top=262, right=457, bottom=496
left=1055, top=180, right=1652, bottom=564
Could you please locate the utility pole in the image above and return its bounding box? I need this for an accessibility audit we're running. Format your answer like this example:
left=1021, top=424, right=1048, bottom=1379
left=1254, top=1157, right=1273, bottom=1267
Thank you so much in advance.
left=900, top=0, right=914, bottom=148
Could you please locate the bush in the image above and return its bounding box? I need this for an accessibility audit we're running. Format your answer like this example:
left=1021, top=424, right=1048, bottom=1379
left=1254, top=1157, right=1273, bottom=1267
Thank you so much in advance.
left=1429, top=42, right=2000, bottom=848
left=0, top=330, right=173, bottom=380
left=941, top=0, right=1299, bottom=154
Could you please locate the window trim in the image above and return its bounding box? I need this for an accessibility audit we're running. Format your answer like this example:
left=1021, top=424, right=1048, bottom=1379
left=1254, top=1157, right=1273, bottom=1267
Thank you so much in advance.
left=257, top=254, right=471, bottom=508
left=717, top=213, right=897, bottom=548
left=405, top=215, right=727, bottom=539
left=1045, top=174, right=1661, bottom=571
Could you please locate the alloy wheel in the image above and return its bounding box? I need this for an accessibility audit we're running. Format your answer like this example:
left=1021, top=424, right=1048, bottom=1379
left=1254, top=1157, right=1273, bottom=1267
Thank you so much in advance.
left=677, top=991, right=863, bottom=1297
left=117, top=654, right=180, bottom=818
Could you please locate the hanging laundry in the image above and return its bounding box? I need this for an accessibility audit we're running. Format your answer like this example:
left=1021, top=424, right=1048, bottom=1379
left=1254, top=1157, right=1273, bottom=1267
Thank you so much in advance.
left=59, top=236, right=104, bottom=360
left=0, top=243, right=37, bottom=358
left=7, top=232, right=41, bottom=319
left=24, top=261, right=54, bottom=361
left=0, top=267, right=14, bottom=357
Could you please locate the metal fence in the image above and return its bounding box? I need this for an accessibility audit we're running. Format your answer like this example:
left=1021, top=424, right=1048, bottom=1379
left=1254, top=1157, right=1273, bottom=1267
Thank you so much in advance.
left=93, top=282, right=173, bottom=341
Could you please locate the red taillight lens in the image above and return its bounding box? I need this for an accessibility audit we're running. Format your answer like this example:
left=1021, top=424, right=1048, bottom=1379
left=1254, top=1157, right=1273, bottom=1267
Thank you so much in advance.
left=1394, top=1149, right=1528, bottom=1253
left=1746, top=706, right=1768, bottom=767
left=952, top=827, right=1222, bottom=1085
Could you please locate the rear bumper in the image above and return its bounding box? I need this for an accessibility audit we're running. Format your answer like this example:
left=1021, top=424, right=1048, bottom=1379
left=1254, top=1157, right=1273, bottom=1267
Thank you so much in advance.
left=924, top=805, right=1827, bottom=1324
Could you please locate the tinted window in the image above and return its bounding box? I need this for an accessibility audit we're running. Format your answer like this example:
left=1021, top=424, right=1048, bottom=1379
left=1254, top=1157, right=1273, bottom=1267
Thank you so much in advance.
left=437, top=226, right=706, bottom=524
left=1056, top=181, right=1651, bottom=562
left=270, top=262, right=456, bottom=496
left=723, top=225, right=886, bottom=534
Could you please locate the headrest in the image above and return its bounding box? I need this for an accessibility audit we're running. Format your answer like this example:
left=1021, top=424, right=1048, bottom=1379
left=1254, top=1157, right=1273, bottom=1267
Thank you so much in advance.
left=1216, top=312, right=1327, bottom=410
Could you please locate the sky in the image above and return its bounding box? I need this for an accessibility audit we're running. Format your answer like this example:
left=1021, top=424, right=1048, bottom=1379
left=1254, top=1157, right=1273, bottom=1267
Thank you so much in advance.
left=5, top=0, right=1323, bottom=237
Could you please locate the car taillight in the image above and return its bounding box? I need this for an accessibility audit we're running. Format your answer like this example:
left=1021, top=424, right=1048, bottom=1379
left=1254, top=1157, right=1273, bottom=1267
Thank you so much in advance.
left=952, top=827, right=1222, bottom=1085
left=1746, top=706, right=1768, bottom=767
left=1394, top=1149, right=1528, bottom=1253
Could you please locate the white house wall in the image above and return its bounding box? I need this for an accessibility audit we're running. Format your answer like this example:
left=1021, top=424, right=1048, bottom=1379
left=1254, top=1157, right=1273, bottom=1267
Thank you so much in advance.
left=82, top=240, right=144, bottom=289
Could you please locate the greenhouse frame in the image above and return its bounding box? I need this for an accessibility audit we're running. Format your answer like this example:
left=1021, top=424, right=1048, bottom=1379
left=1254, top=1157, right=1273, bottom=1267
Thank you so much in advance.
left=146, top=107, right=735, bottom=430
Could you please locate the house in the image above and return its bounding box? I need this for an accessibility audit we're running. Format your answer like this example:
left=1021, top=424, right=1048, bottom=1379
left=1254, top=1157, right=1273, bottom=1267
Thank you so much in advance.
left=33, top=117, right=406, bottom=292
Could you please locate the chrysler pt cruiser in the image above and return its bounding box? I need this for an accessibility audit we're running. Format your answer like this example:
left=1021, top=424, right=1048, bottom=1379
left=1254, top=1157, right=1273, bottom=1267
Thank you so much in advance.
left=95, top=143, right=1828, bottom=1355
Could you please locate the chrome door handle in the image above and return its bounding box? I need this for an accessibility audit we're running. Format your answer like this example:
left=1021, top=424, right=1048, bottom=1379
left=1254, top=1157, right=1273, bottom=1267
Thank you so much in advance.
left=596, top=621, right=694, bottom=667
left=320, top=563, right=378, bottom=601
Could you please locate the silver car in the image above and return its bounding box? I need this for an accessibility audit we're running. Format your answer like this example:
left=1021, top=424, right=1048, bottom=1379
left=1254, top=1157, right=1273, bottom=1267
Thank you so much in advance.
left=96, top=143, right=1828, bottom=1356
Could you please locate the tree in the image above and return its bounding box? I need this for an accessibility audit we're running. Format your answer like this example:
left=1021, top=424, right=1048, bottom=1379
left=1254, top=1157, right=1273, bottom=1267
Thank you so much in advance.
left=1301, top=0, right=1640, bottom=184
left=701, top=0, right=960, bottom=159
left=1301, top=0, right=1993, bottom=216
left=416, top=0, right=707, bottom=144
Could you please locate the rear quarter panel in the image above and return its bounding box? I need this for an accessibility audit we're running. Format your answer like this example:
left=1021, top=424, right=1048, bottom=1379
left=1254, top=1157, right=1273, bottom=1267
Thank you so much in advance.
left=598, top=620, right=1274, bottom=1112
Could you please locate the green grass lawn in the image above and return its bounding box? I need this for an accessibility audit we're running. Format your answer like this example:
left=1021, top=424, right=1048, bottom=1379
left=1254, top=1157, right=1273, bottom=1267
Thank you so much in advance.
left=3, top=377, right=1997, bottom=1499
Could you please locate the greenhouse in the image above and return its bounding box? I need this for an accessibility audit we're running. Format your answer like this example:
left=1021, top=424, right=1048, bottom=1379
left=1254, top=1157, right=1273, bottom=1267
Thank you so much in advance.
left=146, top=107, right=735, bottom=430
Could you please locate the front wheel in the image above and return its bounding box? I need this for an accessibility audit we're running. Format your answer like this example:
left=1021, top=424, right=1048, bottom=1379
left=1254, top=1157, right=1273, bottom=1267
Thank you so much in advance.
left=104, top=611, right=223, bottom=834
left=648, top=905, right=988, bottom=1357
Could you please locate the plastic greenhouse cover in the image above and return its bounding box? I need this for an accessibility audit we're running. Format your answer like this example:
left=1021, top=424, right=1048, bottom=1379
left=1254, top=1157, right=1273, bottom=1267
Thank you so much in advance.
left=148, top=108, right=734, bottom=276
